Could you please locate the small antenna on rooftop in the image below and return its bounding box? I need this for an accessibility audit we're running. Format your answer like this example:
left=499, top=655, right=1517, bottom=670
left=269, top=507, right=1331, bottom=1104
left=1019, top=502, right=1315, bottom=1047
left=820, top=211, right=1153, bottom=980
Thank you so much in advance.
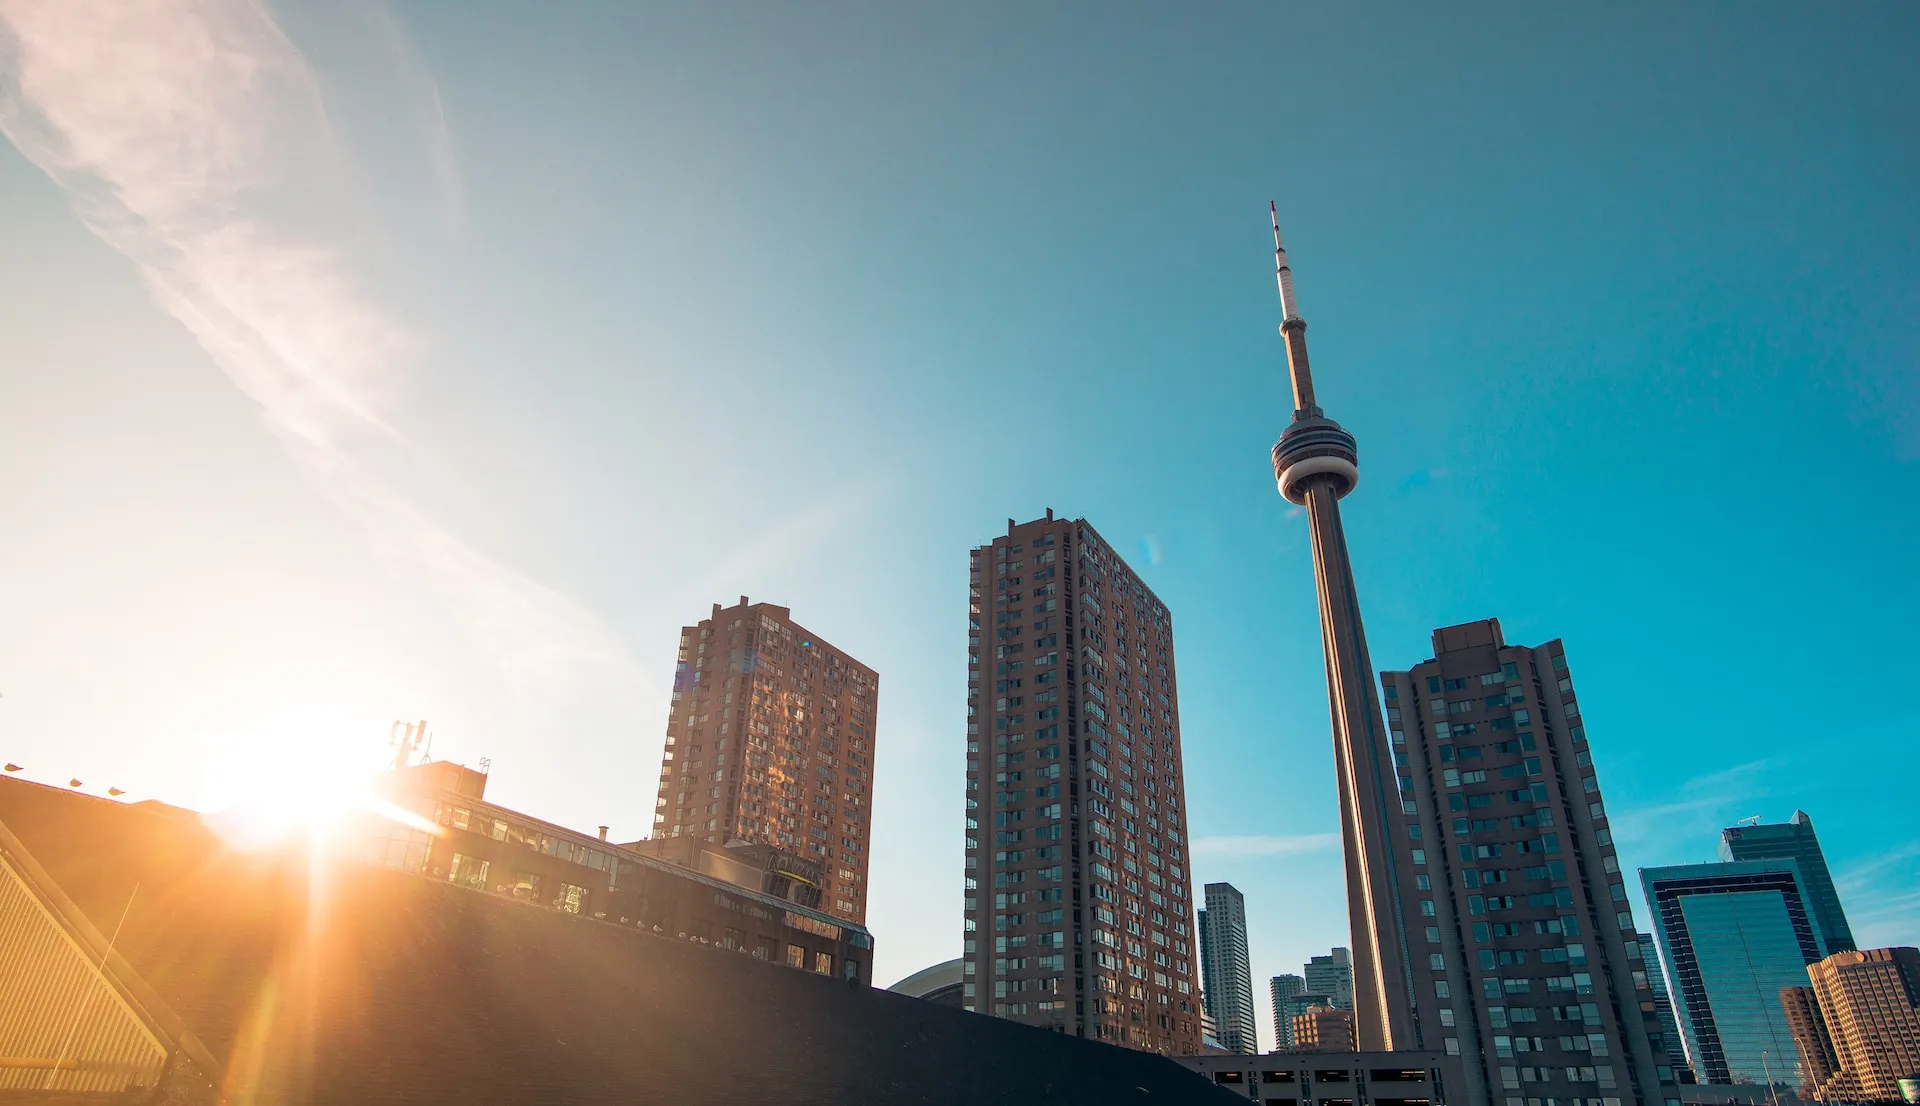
left=388, top=720, right=428, bottom=771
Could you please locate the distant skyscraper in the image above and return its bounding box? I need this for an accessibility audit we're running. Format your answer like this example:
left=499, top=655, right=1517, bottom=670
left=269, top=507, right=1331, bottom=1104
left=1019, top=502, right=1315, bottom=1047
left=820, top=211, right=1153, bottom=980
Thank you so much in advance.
left=1719, top=812, right=1856, bottom=954
left=1264, top=204, right=1415, bottom=1051
left=1271, top=974, right=1306, bottom=1048
left=1200, top=883, right=1258, bottom=1054
left=1304, top=947, right=1355, bottom=1014
left=651, top=598, right=878, bottom=923
left=1636, top=932, right=1690, bottom=1078
left=1786, top=947, right=1920, bottom=1103
left=1378, top=619, right=1678, bottom=1106
left=963, top=514, right=1201, bottom=1053
left=1640, top=860, right=1828, bottom=1087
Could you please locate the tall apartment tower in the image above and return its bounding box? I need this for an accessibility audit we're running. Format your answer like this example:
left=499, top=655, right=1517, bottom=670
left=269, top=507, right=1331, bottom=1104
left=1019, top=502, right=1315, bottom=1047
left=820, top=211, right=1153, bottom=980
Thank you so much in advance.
left=1200, top=882, right=1259, bottom=1054
left=1271, top=974, right=1306, bottom=1047
left=1265, top=206, right=1416, bottom=1050
left=652, top=598, right=879, bottom=924
left=1719, top=811, right=1856, bottom=954
left=1639, top=860, right=1828, bottom=1086
left=1378, top=619, right=1680, bottom=1106
left=963, top=513, right=1202, bottom=1053
left=1305, top=947, right=1356, bottom=1013
left=1787, top=947, right=1920, bottom=1103
left=1635, top=932, right=1690, bottom=1079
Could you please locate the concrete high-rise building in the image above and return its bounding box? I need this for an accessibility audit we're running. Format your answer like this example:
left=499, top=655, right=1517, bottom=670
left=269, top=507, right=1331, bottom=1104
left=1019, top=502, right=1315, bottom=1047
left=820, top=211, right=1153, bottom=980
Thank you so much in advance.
left=1640, top=860, right=1828, bottom=1087
left=1264, top=204, right=1415, bottom=1052
left=651, top=598, right=878, bottom=924
left=1305, top=947, right=1356, bottom=1014
left=1378, top=619, right=1680, bottom=1106
left=962, top=514, right=1201, bottom=1053
left=1720, top=812, right=1855, bottom=954
left=1293, top=1005, right=1359, bottom=1053
left=1271, top=974, right=1306, bottom=1048
left=1637, top=932, right=1691, bottom=1078
left=1786, top=947, right=1920, bottom=1103
left=1200, top=882, right=1258, bottom=1054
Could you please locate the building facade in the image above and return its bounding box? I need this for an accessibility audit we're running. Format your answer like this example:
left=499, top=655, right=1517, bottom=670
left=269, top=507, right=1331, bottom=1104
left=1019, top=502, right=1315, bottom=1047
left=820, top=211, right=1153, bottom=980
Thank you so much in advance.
left=1305, top=947, right=1357, bottom=1014
left=1639, top=860, right=1827, bottom=1087
left=963, top=513, right=1202, bottom=1052
left=1295, top=1006, right=1360, bottom=1053
left=1378, top=619, right=1680, bottom=1106
left=1718, top=813, right=1855, bottom=955
left=651, top=598, right=878, bottom=924
left=1202, top=882, right=1260, bottom=1054
left=1178, top=1049, right=1461, bottom=1106
left=1637, top=932, right=1692, bottom=1080
left=1273, top=974, right=1307, bottom=1048
left=1787, top=947, right=1920, bottom=1103
left=370, top=761, right=875, bottom=984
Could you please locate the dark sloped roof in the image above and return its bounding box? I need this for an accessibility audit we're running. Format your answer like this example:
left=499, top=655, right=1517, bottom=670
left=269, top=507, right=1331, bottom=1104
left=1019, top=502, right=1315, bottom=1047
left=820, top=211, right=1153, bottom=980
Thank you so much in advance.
left=0, top=779, right=1239, bottom=1106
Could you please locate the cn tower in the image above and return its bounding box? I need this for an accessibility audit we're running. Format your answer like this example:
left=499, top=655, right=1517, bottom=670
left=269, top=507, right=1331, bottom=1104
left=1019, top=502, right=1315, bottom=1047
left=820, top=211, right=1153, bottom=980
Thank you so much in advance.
left=1267, top=204, right=1417, bottom=1050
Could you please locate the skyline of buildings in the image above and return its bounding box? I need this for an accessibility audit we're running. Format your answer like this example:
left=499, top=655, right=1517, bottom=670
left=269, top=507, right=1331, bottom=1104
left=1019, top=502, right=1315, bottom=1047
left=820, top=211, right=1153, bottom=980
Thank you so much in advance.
left=1640, top=859, right=1828, bottom=1087
left=649, top=598, right=879, bottom=924
left=963, top=514, right=1202, bottom=1052
left=1258, top=207, right=1749, bottom=1106
left=1200, top=881, right=1259, bottom=1054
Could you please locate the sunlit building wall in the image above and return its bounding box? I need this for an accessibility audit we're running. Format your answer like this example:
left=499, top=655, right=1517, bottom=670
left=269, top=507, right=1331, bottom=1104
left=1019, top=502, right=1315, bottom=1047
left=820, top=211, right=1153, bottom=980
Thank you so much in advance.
left=962, top=513, right=1202, bottom=1053
left=651, top=599, right=878, bottom=924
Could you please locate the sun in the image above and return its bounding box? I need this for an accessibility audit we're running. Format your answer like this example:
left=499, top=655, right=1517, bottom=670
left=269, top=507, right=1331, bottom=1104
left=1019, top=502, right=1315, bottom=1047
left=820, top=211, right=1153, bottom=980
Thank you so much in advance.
left=192, top=700, right=400, bottom=851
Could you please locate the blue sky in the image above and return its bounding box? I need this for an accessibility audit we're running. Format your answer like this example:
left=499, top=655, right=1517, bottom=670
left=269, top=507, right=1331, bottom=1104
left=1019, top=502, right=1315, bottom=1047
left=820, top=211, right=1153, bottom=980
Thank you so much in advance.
left=2, top=1, right=1915, bottom=1049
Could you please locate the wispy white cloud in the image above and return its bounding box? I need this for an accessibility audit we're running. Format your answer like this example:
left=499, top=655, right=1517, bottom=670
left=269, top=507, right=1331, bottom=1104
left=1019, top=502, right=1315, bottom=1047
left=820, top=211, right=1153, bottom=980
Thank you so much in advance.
left=1836, top=842, right=1920, bottom=895
left=1192, top=833, right=1340, bottom=858
left=0, top=0, right=631, bottom=698
left=1611, top=758, right=1777, bottom=845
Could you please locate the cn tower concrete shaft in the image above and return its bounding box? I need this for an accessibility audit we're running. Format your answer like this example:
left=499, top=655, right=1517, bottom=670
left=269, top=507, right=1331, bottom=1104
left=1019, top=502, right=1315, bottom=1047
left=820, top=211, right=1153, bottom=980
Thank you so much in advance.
left=1268, top=210, right=1416, bottom=1051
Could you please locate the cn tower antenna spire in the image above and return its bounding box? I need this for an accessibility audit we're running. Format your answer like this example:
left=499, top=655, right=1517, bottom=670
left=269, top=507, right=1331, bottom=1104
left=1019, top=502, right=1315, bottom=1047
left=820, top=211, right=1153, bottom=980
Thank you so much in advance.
left=1270, top=202, right=1317, bottom=414
left=1271, top=200, right=1300, bottom=323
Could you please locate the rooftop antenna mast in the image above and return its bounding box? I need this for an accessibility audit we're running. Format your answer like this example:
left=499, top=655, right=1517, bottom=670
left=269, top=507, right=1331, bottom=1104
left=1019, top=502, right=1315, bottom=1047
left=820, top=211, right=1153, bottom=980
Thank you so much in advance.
left=388, top=720, right=428, bottom=772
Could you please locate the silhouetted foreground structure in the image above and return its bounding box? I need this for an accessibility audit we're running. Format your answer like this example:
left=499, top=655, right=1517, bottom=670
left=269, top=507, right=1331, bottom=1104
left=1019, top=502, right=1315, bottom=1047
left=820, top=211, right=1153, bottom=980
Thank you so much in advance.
left=1176, top=1049, right=1460, bottom=1104
left=0, top=777, right=1241, bottom=1105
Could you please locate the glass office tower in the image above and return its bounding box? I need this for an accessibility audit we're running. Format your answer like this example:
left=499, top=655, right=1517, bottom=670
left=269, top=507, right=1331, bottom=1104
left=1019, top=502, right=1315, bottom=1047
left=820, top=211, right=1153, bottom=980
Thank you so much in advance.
left=1718, top=811, right=1854, bottom=953
left=1639, top=860, right=1828, bottom=1087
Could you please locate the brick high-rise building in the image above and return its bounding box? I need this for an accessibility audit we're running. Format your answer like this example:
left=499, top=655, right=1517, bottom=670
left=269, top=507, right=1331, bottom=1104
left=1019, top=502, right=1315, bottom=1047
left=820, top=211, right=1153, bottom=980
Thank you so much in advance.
left=1786, top=947, right=1920, bottom=1104
left=1378, top=619, right=1681, bottom=1106
left=651, top=598, right=878, bottom=924
left=963, top=513, right=1202, bottom=1053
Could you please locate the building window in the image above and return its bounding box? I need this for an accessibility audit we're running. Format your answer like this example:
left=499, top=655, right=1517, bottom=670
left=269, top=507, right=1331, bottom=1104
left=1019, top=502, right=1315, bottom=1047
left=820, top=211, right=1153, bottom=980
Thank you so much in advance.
left=557, top=883, right=588, bottom=915
left=448, top=853, right=489, bottom=890
left=814, top=951, right=834, bottom=975
left=787, top=944, right=807, bottom=968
